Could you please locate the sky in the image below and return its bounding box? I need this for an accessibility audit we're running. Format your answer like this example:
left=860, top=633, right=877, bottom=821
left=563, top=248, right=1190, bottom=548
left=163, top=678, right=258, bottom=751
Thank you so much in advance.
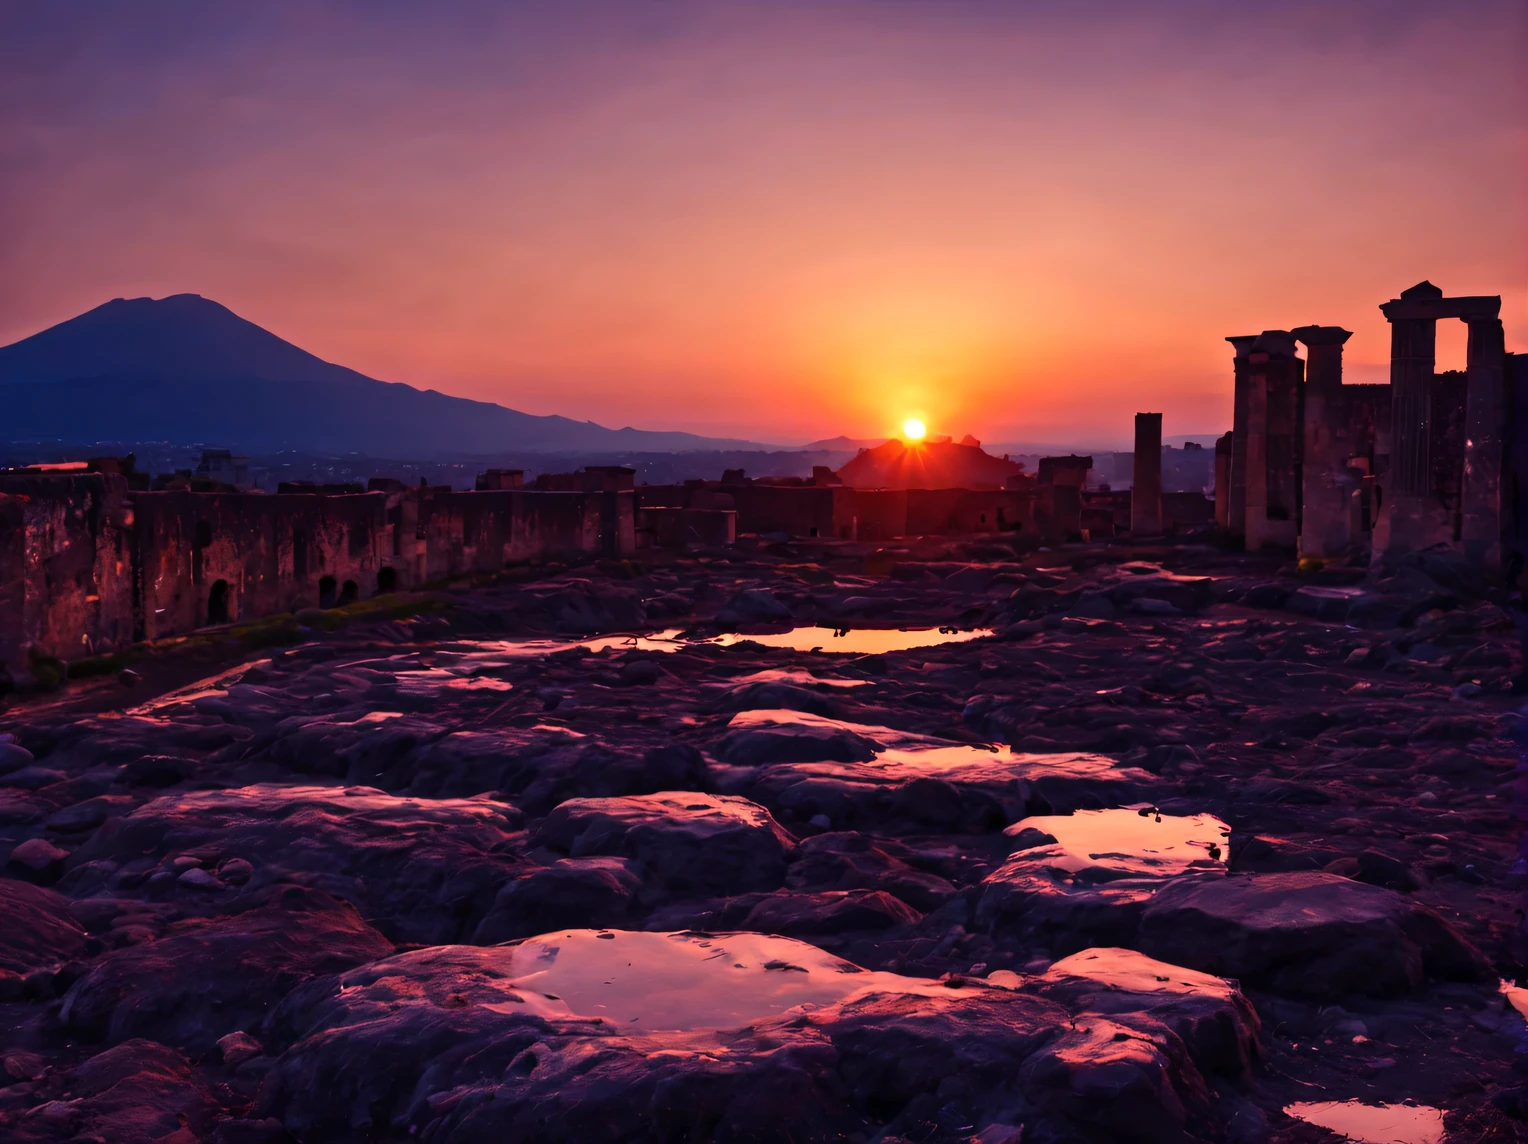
left=1, top=0, right=1523, bottom=448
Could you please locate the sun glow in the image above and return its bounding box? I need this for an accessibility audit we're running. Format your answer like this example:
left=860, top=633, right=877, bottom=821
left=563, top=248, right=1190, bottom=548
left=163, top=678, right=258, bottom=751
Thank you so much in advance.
left=902, top=418, right=926, bottom=442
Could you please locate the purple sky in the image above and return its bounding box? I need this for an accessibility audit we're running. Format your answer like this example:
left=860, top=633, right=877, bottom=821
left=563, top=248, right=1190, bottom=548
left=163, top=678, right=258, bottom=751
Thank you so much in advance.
left=2, top=0, right=1522, bottom=445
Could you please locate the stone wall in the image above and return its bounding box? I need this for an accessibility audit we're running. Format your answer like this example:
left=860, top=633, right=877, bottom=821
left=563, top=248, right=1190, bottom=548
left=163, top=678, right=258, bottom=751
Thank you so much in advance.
left=1, top=481, right=635, bottom=681
left=129, top=490, right=394, bottom=640
left=0, top=473, right=134, bottom=675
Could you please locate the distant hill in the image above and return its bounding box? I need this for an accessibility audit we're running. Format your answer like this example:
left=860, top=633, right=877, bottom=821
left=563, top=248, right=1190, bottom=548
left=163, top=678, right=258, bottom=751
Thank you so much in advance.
left=0, top=295, right=778, bottom=455
left=796, top=434, right=891, bottom=452
left=835, top=438, right=1026, bottom=490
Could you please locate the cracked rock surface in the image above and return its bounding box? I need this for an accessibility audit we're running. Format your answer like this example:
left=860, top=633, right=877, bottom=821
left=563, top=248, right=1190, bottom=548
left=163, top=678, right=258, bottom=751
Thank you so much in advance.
left=0, top=536, right=1521, bottom=1142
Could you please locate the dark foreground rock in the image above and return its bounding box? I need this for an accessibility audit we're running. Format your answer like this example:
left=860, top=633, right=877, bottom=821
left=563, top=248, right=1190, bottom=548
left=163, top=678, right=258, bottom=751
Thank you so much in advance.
left=1136, top=871, right=1492, bottom=1001
left=0, top=537, right=1519, bottom=1142
left=4, top=1039, right=220, bottom=1144
left=258, top=930, right=1252, bottom=1144
left=0, top=879, right=86, bottom=975
left=61, top=886, right=393, bottom=1054
left=66, top=784, right=528, bottom=943
left=532, top=792, right=797, bottom=896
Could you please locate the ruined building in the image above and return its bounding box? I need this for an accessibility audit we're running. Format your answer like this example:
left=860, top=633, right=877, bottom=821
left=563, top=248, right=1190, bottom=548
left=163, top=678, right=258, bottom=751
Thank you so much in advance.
left=0, top=471, right=636, bottom=683
left=1216, top=281, right=1520, bottom=566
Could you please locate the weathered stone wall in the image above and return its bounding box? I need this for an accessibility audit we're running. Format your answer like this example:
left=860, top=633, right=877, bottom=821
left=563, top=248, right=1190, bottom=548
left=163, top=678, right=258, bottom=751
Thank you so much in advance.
left=0, top=473, right=134, bottom=679
left=413, top=489, right=634, bottom=581
left=1, top=482, right=635, bottom=679
left=905, top=489, right=1032, bottom=537
left=639, top=507, right=737, bottom=549
left=130, top=491, right=395, bottom=640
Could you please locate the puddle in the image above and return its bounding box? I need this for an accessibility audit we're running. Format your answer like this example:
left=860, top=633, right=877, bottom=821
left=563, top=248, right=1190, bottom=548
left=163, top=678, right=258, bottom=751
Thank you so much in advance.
left=725, top=710, right=1133, bottom=789
left=1005, top=809, right=1231, bottom=876
left=710, top=626, right=990, bottom=655
left=1502, top=978, right=1528, bottom=1019
left=501, top=929, right=951, bottom=1030
left=1283, top=1100, right=1445, bottom=1144
left=391, top=669, right=514, bottom=694
left=718, top=669, right=871, bottom=689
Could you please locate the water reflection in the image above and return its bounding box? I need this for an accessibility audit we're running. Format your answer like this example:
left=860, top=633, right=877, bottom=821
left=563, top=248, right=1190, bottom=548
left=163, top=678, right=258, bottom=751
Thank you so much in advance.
left=1005, top=809, right=1231, bottom=876
left=710, top=626, right=990, bottom=655
left=1283, top=1100, right=1445, bottom=1144
left=503, top=929, right=950, bottom=1030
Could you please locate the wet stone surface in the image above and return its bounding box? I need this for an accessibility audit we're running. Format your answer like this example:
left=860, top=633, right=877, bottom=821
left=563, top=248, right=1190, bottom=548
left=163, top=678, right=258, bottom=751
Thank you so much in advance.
left=0, top=536, right=1522, bottom=1142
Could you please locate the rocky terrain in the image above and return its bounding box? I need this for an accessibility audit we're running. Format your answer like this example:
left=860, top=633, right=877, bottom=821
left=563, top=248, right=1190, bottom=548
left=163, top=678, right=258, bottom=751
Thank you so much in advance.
left=0, top=535, right=1522, bottom=1143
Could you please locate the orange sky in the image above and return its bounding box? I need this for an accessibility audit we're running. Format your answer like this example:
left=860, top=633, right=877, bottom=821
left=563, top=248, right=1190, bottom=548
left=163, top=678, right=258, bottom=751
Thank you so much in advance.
left=1, top=1, right=1523, bottom=447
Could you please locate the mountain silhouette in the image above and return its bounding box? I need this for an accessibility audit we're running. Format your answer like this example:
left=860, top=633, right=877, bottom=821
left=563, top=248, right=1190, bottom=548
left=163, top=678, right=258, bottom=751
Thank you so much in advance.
left=0, top=294, right=776, bottom=454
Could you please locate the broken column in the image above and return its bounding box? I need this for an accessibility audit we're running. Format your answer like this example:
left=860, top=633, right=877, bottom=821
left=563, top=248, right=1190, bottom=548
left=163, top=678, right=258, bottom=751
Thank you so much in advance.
left=1225, top=336, right=1258, bottom=538
left=1378, top=281, right=1503, bottom=558
left=1131, top=413, right=1162, bottom=535
left=1292, top=325, right=1354, bottom=559
left=1213, top=432, right=1232, bottom=529
left=1462, top=314, right=1507, bottom=566
left=1241, top=331, right=1303, bottom=551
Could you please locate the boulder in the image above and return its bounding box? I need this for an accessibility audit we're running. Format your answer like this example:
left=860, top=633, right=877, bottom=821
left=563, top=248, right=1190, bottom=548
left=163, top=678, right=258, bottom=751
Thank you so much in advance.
left=2, top=1039, right=220, bottom=1144
left=473, top=857, right=644, bottom=942
left=712, top=711, right=882, bottom=766
left=258, top=932, right=1211, bottom=1144
left=67, top=784, right=529, bottom=944
left=716, top=589, right=793, bottom=626
left=787, top=831, right=959, bottom=912
left=61, top=886, right=393, bottom=1054
left=1026, top=947, right=1261, bottom=1080
left=533, top=792, right=797, bottom=897
left=709, top=681, right=847, bottom=720
left=741, top=889, right=923, bottom=935
left=0, top=878, right=87, bottom=973
left=1136, top=872, right=1492, bottom=1001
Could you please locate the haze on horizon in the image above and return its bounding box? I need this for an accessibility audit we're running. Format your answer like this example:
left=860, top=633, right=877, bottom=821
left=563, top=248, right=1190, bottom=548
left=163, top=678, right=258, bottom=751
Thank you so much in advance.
left=1, top=0, right=1522, bottom=449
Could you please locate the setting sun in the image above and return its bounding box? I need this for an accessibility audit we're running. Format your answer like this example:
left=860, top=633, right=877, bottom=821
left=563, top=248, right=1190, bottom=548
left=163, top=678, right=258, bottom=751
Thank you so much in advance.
left=902, top=418, right=926, bottom=441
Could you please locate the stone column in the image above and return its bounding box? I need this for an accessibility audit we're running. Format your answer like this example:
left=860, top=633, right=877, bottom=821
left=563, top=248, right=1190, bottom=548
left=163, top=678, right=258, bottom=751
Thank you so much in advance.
left=1388, top=315, right=1436, bottom=496
left=1226, top=336, right=1257, bottom=537
left=1213, top=432, right=1232, bottom=529
left=1131, top=412, right=1162, bottom=535
left=1461, top=316, right=1506, bottom=566
left=1379, top=282, right=1455, bottom=556
left=1293, top=325, right=1354, bottom=559
left=1243, top=366, right=1269, bottom=551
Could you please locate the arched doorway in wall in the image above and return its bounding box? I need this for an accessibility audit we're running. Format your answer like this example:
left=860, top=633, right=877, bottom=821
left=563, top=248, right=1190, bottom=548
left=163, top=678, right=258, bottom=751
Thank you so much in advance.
left=319, top=576, right=337, bottom=609
left=207, top=580, right=230, bottom=625
left=338, top=580, right=359, bottom=606
left=376, top=566, right=397, bottom=594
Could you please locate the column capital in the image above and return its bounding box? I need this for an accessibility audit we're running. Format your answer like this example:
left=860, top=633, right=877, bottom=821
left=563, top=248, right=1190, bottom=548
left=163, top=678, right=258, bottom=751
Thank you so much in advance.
left=1292, top=325, right=1353, bottom=348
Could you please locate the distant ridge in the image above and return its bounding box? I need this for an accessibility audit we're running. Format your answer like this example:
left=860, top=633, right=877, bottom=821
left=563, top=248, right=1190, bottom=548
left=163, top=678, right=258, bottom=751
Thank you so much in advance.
left=0, top=294, right=779, bottom=455
left=836, top=438, right=1025, bottom=490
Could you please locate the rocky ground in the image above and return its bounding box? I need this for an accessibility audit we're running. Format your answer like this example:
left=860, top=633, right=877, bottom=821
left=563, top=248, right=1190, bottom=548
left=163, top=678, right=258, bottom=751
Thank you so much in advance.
left=0, top=534, right=1523, bottom=1143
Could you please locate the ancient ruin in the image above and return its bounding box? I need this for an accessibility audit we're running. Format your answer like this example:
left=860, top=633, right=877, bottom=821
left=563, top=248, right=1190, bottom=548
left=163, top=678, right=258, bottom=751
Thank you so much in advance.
left=1217, top=281, right=1519, bottom=568
left=0, top=279, right=1522, bottom=1143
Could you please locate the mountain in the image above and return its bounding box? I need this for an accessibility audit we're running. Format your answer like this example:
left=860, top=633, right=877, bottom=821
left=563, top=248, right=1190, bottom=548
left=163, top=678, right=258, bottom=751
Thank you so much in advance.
left=796, top=435, right=890, bottom=452
left=0, top=295, right=778, bottom=455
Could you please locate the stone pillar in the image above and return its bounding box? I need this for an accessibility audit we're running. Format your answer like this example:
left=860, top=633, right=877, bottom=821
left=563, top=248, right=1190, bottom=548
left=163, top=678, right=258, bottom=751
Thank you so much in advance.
left=1213, top=432, right=1232, bottom=529
left=1244, top=366, right=1269, bottom=551
left=1293, top=325, right=1354, bottom=559
left=1131, top=412, right=1162, bottom=535
left=1226, top=336, right=1257, bottom=537
left=1242, top=331, right=1301, bottom=551
left=1461, top=316, right=1506, bottom=566
left=1379, top=282, right=1450, bottom=555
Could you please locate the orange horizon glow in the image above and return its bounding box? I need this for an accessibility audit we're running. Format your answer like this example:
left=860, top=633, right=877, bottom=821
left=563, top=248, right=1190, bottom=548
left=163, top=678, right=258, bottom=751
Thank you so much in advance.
left=0, top=3, right=1522, bottom=448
